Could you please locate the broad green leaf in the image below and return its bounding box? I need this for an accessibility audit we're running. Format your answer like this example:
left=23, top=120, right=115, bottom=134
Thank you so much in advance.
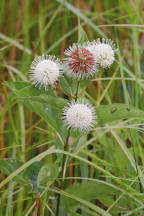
left=0, top=159, right=29, bottom=186
left=62, top=181, right=116, bottom=211
left=0, top=159, right=22, bottom=176
left=5, top=81, right=52, bottom=97
left=96, top=103, right=144, bottom=125
left=0, top=158, right=24, bottom=184
left=0, top=159, right=45, bottom=191
left=22, top=98, right=60, bottom=131
left=51, top=187, right=112, bottom=216
left=5, top=81, right=67, bottom=133
left=37, top=164, right=59, bottom=188
left=60, top=76, right=87, bottom=98
left=4, top=81, right=66, bottom=107
left=23, top=161, right=44, bottom=192
left=59, top=76, right=73, bottom=95
left=5, top=82, right=144, bottom=130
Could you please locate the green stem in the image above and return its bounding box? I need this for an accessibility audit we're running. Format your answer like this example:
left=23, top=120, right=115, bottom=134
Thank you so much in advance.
left=56, top=81, right=80, bottom=215
left=56, top=129, right=70, bottom=216
left=132, top=142, right=143, bottom=193
left=129, top=129, right=143, bottom=193
left=75, top=81, right=80, bottom=102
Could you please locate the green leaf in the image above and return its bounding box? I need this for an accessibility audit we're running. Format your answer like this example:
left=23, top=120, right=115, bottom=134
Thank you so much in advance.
left=0, top=159, right=31, bottom=186
left=0, top=159, right=45, bottom=191
left=0, top=159, right=22, bottom=176
left=5, top=81, right=67, bottom=133
left=62, top=181, right=116, bottom=211
left=23, top=161, right=44, bottom=192
left=96, top=103, right=144, bottom=125
left=59, top=76, right=88, bottom=98
left=37, top=164, right=59, bottom=188
left=5, top=81, right=53, bottom=97
left=78, top=26, right=88, bottom=44
left=59, top=76, right=72, bottom=95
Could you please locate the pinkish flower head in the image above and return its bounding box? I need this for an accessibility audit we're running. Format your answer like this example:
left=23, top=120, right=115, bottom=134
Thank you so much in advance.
left=64, top=43, right=98, bottom=79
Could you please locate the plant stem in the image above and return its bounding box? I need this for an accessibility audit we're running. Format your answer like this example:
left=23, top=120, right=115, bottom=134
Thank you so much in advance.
left=56, top=81, right=80, bottom=215
left=129, top=129, right=143, bottom=193
left=56, top=129, right=70, bottom=216
left=132, top=141, right=143, bottom=193
left=75, top=81, right=80, bottom=102
left=73, top=80, right=80, bottom=182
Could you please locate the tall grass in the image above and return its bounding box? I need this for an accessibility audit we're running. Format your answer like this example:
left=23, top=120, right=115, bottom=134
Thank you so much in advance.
left=0, top=0, right=144, bottom=215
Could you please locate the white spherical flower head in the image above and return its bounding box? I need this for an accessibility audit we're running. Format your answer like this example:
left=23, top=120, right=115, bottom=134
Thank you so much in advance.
left=87, top=38, right=116, bottom=69
left=64, top=43, right=98, bottom=80
left=30, top=55, right=62, bottom=90
left=62, top=101, right=96, bottom=132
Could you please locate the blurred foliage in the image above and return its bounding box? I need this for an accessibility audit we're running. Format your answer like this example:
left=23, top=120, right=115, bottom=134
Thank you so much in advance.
left=1, top=0, right=144, bottom=216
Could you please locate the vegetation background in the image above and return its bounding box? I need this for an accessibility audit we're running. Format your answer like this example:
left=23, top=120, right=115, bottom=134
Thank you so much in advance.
left=1, top=0, right=144, bottom=215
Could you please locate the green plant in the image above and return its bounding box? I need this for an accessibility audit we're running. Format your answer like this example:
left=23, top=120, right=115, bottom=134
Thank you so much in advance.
left=1, top=1, right=144, bottom=216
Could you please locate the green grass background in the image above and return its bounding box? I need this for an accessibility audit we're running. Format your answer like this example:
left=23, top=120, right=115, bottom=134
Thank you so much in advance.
left=1, top=0, right=144, bottom=215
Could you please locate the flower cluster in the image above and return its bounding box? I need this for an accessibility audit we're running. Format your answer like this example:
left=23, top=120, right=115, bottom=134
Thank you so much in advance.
left=29, top=38, right=116, bottom=132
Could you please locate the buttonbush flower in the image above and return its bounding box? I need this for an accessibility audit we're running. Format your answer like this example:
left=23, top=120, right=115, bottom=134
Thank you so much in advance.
left=62, top=100, right=96, bottom=132
left=64, top=43, right=98, bottom=79
left=87, top=38, right=117, bottom=69
left=29, top=55, right=62, bottom=90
